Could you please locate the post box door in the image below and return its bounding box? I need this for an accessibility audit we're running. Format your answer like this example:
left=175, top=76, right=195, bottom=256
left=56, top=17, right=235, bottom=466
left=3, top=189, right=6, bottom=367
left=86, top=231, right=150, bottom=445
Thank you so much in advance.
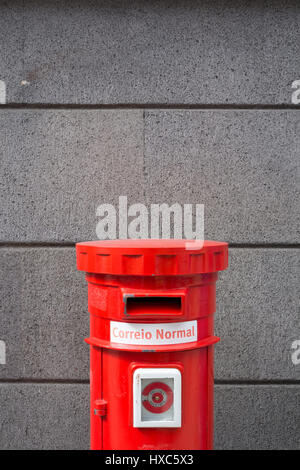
left=101, top=347, right=211, bottom=450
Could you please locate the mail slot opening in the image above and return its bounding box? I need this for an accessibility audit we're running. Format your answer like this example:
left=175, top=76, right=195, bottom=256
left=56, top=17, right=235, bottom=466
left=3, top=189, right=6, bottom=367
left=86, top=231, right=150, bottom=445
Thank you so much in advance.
left=125, top=296, right=182, bottom=316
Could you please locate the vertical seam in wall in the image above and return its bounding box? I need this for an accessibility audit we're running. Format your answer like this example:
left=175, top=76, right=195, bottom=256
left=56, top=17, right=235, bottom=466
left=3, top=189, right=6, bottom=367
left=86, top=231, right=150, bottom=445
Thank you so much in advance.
left=142, top=108, right=146, bottom=198
left=22, top=0, right=25, bottom=90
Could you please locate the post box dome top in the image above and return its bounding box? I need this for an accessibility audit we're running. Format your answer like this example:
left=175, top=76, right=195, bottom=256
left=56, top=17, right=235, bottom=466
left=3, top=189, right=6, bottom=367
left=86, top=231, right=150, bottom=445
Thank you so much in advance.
left=76, top=239, right=228, bottom=276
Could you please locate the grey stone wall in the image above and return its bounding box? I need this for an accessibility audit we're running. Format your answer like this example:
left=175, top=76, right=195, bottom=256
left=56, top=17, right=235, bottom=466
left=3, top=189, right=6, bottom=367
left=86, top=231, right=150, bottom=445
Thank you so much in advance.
left=0, top=0, right=299, bottom=449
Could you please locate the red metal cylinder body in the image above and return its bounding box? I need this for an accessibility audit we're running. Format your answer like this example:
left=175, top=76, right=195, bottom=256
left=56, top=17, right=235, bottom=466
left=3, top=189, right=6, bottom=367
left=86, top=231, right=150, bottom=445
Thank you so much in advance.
left=76, top=240, right=228, bottom=450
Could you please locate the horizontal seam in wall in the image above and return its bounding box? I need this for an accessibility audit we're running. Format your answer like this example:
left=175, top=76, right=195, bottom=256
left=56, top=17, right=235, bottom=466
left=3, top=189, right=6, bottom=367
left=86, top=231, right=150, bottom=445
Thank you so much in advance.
left=0, top=379, right=298, bottom=386
left=215, top=380, right=300, bottom=386
left=0, top=379, right=90, bottom=384
left=0, top=104, right=300, bottom=110
left=0, top=243, right=299, bottom=249
left=0, top=242, right=76, bottom=248
left=229, top=244, right=300, bottom=249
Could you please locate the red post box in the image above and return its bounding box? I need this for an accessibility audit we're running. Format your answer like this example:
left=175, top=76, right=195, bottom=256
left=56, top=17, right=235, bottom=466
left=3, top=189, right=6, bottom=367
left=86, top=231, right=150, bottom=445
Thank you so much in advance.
left=76, top=239, right=228, bottom=450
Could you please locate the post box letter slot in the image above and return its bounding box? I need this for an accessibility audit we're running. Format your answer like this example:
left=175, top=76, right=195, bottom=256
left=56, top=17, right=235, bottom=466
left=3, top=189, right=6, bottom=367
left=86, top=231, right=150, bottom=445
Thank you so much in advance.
left=125, top=296, right=182, bottom=316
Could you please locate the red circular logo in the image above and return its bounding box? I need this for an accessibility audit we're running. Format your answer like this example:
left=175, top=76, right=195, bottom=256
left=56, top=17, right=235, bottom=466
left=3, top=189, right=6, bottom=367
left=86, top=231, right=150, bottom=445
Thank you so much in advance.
left=142, top=381, right=173, bottom=414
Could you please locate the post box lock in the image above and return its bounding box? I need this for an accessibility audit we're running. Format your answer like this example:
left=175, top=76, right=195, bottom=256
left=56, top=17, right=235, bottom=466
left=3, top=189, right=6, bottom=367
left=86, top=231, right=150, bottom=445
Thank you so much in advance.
left=142, top=381, right=173, bottom=413
left=133, top=368, right=181, bottom=428
left=94, top=399, right=107, bottom=417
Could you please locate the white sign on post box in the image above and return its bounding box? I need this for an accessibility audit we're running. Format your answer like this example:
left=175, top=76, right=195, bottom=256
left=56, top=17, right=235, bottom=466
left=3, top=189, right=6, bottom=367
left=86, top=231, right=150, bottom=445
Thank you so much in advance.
left=110, top=320, right=197, bottom=346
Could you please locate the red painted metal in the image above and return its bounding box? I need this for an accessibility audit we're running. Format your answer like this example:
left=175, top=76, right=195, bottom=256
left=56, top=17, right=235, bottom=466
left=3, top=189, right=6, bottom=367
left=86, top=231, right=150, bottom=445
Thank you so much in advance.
left=76, top=239, right=228, bottom=450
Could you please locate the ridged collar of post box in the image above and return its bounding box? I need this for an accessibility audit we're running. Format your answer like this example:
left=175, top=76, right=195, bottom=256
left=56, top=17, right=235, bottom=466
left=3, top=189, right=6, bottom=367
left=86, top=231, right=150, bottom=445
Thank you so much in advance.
left=76, top=239, right=228, bottom=276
